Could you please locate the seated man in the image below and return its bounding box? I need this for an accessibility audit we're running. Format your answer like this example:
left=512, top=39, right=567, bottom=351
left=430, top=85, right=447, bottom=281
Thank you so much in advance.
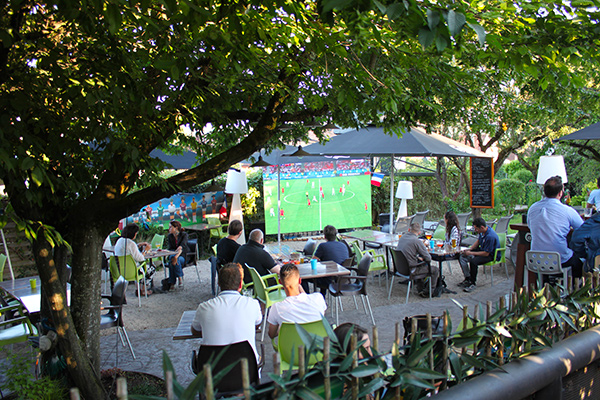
left=586, top=176, right=600, bottom=211
left=267, top=263, right=327, bottom=340
left=191, top=263, right=263, bottom=359
left=571, top=211, right=600, bottom=272
left=458, top=217, right=500, bottom=292
left=395, top=222, right=439, bottom=297
left=529, top=176, right=584, bottom=280
left=312, top=225, right=350, bottom=294
left=216, top=220, right=243, bottom=268
left=233, top=229, right=281, bottom=284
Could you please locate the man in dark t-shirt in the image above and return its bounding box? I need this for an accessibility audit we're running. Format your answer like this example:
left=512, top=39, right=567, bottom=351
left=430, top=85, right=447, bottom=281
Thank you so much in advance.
left=216, top=219, right=243, bottom=268
left=233, top=229, right=281, bottom=284
left=312, top=225, right=349, bottom=294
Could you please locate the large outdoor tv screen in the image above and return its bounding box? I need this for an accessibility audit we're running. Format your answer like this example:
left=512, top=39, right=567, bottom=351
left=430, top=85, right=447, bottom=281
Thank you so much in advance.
left=263, top=159, right=372, bottom=235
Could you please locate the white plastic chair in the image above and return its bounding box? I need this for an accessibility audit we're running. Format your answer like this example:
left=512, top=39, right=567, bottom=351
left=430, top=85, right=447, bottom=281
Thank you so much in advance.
left=525, top=250, right=570, bottom=291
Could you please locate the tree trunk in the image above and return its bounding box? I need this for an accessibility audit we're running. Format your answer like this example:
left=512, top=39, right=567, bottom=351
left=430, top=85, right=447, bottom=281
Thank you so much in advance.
left=70, top=224, right=104, bottom=372
left=32, top=226, right=107, bottom=400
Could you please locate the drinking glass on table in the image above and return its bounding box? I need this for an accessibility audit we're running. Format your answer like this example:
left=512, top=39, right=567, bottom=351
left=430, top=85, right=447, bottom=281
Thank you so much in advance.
left=425, top=233, right=432, bottom=240
left=436, top=241, right=444, bottom=251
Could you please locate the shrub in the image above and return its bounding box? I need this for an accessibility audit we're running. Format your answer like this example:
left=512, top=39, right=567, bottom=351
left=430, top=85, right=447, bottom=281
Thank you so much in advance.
left=494, top=179, right=525, bottom=212
left=512, top=169, right=534, bottom=184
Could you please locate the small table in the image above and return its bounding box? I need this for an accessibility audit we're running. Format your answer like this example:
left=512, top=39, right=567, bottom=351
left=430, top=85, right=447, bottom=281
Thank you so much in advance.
left=0, top=276, right=70, bottom=315
left=297, top=261, right=350, bottom=280
left=173, top=310, right=202, bottom=340
left=144, top=249, right=178, bottom=260
left=186, top=223, right=220, bottom=255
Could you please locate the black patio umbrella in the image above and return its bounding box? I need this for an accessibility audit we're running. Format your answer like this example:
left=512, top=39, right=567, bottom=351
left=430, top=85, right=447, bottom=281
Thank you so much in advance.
left=554, top=121, right=600, bottom=142
left=301, top=126, right=487, bottom=158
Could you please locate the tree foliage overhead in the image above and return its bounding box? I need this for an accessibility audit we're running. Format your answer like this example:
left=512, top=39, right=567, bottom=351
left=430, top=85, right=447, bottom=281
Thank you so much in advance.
left=2, top=0, right=600, bottom=398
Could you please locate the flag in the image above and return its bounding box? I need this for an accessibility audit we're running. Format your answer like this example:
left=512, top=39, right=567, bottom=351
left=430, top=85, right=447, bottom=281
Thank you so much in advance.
left=371, top=172, right=384, bottom=187
left=219, top=198, right=228, bottom=218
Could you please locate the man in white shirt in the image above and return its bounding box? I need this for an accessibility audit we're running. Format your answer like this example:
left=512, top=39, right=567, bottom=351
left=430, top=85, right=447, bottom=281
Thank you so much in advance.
left=191, top=263, right=263, bottom=359
left=267, top=263, right=327, bottom=339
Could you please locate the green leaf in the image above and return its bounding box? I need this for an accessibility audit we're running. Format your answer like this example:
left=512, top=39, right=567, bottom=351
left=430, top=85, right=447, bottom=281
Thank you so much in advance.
left=447, top=10, right=466, bottom=37
left=418, top=28, right=435, bottom=49
left=427, top=9, right=440, bottom=30
left=21, top=157, right=34, bottom=170
left=31, top=167, right=44, bottom=187
left=467, top=22, right=486, bottom=46
left=349, top=364, right=381, bottom=378
left=356, top=377, right=386, bottom=398
left=435, top=35, right=447, bottom=52
left=387, top=3, right=405, bottom=19
left=105, top=3, right=122, bottom=35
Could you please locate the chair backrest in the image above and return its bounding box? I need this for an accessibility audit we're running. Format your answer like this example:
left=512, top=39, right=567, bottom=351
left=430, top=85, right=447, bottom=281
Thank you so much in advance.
left=356, top=253, right=372, bottom=277
left=412, top=210, right=429, bottom=227
left=207, top=217, right=226, bottom=239
left=278, top=320, right=328, bottom=368
left=303, top=239, right=316, bottom=256
left=495, top=215, right=513, bottom=234
left=456, top=212, right=472, bottom=231
left=150, top=234, right=165, bottom=250
left=391, top=249, right=411, bottom=278
left=394, top=215, right=413, bottom=234
left=0, top=254, right=6, bottom=282
left=341, top=256, right=355, bottom=268
left=108, top=276, right=128, bottom=324
left=193, top=341, right=259, bottom=393
left=247, top=266, right=268, bottom=303
left=432, top=225, right=445, bottom=241
left=351, top=242, right=363, bottom=262
left=526, top=251, right=562, bottom=275
left=109, top=255, right=141, bottom=282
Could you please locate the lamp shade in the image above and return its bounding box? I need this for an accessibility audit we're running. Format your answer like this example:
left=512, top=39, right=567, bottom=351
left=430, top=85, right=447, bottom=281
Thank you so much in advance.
left=225, top=169, right=248, bottom=194
left=395, top=181, right=413, bottom=199
left=537, top=155, right=567, bottom=184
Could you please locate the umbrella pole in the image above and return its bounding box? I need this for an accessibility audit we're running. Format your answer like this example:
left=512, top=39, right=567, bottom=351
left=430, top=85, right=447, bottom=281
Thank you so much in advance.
left=277, top=163, right=281, bottom=248
left=389, top=154, right=394, bottom=234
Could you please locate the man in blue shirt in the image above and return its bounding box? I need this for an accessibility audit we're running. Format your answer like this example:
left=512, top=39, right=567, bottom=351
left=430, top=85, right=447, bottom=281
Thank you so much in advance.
left=529, top=176, right=583, bottom=279
left=311, top=225, right=350, bottom=295
left=458, top=217, right=500, bottom=292
left=571, top=212, right=600, bottom=272
left=586, top=176, right=600, bottom=210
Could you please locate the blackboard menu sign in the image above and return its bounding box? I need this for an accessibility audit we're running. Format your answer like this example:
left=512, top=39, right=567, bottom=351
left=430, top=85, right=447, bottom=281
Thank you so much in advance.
left=470, top=157, right=494, bottom=208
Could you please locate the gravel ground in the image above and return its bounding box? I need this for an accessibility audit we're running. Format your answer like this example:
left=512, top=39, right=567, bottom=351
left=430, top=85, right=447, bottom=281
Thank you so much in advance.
left=116, top=237, right=514, bottom=332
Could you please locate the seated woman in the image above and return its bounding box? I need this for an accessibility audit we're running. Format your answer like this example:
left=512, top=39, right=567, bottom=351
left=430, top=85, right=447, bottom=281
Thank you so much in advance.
left=165, top=220, right=188, bottom=290
left=114, top=223, right=153, bottom=295
left=443, top=211, right=462, bottom=247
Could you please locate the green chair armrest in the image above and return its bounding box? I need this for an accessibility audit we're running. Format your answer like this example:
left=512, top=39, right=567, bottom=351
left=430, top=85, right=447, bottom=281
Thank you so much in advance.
left=265, top=284, right=284, bottom=293
left=262, top=272, right=280, bottom=282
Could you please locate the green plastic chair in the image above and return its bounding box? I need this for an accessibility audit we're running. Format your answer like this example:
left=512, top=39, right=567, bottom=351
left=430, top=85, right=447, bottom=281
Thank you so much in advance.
left=273, top=320, right=328, bottom=372
left=0, top=298, right=37, bottom=347
left=0, top=254, right=7, bottom=282
left=481, top=233, right=508, bottom=286
left=109, top=255, right=147, bottom=307
left=351, top=241, right=388, bottom=290
left=207, top=217, right=228, bottom=248
left=149, top=234, right=166, bottom=276
left=432, top=224, right=445, bottom=240
left=247, top=266, right=286, bottom=341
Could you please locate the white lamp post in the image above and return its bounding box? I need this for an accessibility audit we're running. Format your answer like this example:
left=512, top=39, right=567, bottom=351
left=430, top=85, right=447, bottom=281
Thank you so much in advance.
left=225, top=168, right=248, bottom=244
left=395, top=181, right=413, bottom=218
left=537, top=155, right=567, bottom=187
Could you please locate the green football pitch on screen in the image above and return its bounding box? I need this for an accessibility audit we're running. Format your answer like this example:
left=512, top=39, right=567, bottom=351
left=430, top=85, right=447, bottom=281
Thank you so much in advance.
left=263, top=175, right=372, bottom=235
